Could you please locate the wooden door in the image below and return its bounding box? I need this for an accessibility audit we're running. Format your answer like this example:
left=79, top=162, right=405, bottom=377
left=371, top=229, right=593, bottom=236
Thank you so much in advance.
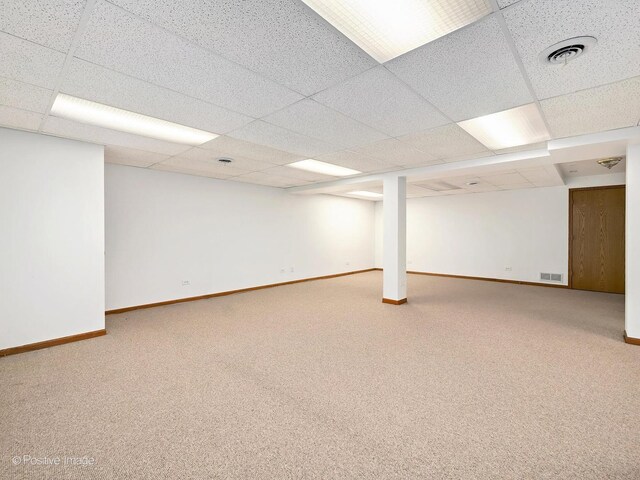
left=570, top=186, right=625, bottom=293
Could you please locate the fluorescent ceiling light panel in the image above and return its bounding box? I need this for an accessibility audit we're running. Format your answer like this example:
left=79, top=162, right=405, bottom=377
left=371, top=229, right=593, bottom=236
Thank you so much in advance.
left=301, top=0, right=491, bottom=63
left=348, top=190, right=383, bottom=199
left=287, top=159, right=361, bottom=176
left=457, top=103, right=551, bottom=151
left=51, top=94, right=218, bottom=146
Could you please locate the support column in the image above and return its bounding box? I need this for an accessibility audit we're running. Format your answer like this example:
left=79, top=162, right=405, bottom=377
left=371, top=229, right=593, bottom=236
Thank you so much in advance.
left=625, top=143, right=640, bottom=344
left=382, top=176, right=407, bottom=304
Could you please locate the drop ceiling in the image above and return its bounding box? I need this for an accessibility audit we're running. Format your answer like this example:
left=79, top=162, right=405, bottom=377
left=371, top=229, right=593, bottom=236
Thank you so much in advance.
left=0, top=0, right=638, bottom=191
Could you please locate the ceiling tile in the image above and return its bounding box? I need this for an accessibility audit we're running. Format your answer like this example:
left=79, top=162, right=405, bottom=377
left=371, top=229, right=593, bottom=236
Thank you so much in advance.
left=199, top=135, right=303, bottom=165
left=0, top=105, right=43, bottom=131
left=516, top=165, right=565, bottom=187
left=351, top=138, right=440, bottom=167
left=386, top=15, right=532, bottom=121
left=516, top=166, right=553, bottom=182
left=541, top=76, right=640, bottom=139
left=498, top=183, right=535, bottom=191
left=313, top=150, right=397, bottom=173
left=503, top=0, right=640, bottom=99
left=0, top=0, right=85, bottom=52
left=262, top=99, right=389, bottom=150
left=559, top=157, right=626, bottom=178
left=152, top=155, right=250, bottom=178
left=405, top=184, right=436, bottom=197
left=263, top=165, right=335, bottom=182
left=400, top=124, right=490, bottom=160
left=497, top=0, right=522, bottom=7
left=75, top=1, right=303, bottom=118
left=231, top=171, right=309, bottom=188
left=228, top=120, right=338, bottom=157
left=108, top=0, right=377, bottom=96
left=42, top=117, right=192, bottom=155
left=176, top=148, right=277, bottom=172
left=62, top=59, right=253, bottom=134
left=443, top=176, right=497, bottom=192
left=0, top=32, right=66, bottom=89
left=0, top=77, right=52, bottom=113
left=313, top=66, right=448, bottom=137
left=150, top=162, right=233, bottom=180
left=104, top=145, right=170, bottom=168
left=481, top=172, right=529, bottom=186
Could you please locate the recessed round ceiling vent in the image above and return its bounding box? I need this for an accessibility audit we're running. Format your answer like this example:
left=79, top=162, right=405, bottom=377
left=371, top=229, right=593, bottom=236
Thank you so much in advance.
left=539, top=36, right=597, bottom=66
left=217, top=157, right=233, bottom=164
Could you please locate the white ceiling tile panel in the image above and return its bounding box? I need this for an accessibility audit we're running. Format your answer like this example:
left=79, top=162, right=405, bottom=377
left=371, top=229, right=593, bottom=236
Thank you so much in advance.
left=0, top=77, right=52, bottom=113
left=176, top=148, right=278, bottom=172
left=516, top=166, right=554, bottom=183
left=405, top=184, right=435, bottom=197
left=262, top=165, right=335, bottom=182
left=149, top=162, right=234, bottom=180
left=231, top=171, right=309, bottom=188
left=262, top=99, right=389, bottom=150
left=351, top=138, right=441, bottom=167
left=313, top=66, right=449, bottom=137
left=108, top=0, right=377, bottom=96
left=497, top=0, right=522, bottom=7
left=498, top=183, right=535, bottom=191
left=74, top=1, right=303, bottom=118
left=0, top=0, right=85, bottom=52
left=558, top=157, right=626, bottom=178
left=0, top=32, right=66, bottom=89
left=62, top=59, right=253, bottom=134
left=42, top=117, right=192, bottom=155
left=199, top=135, right=303, bottom=165
left=481, top=172, right=529, bottom=186
left=104, top=145, right=170, bottom=168
left=400, top=124, right=490, bottom=160
left=313, top=150, right=399, bottom=173
left=152, top=156, right=251, bottom=178
left=386, top=16, right=532, bottom=121
left=0, top=106, right=43, bottom=131
left=228, top=120, right=339, bottom=158
left=502, top=0, right=640, bottom=99
left=541, top=76, right=640, bottom=139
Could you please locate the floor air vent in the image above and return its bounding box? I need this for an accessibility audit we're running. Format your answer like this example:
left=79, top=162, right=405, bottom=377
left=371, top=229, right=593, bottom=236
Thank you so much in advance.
left=540, top=273, right=563, bottom=282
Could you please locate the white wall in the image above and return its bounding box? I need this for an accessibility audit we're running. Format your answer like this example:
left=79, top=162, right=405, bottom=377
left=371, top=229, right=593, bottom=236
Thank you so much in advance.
left=105, top=164, right=376, bottom=310
left=0, top=128, right=105, bottom=350
left=626, top=145, right=640, bottom=338
left=375, top=173, right=626, bottom=285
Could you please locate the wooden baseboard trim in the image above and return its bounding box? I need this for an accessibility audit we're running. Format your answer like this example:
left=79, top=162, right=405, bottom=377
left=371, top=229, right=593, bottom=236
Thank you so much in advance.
left=624, top=331, right=640, bottom=346
left=382, top=298, right=407, bottom=305
left=373, top=268, right=566, bottom=289
left=407, top=270, right=568, bottom=289
left=0, top=329, right=106, bottom=357
left=106, top=268, right=378, bottom=315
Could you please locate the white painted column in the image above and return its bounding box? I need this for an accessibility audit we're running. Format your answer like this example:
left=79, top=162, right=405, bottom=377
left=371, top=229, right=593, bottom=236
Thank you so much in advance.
left=382, top=176, right=407, bottom=304
left=626, top=143, right=640, bottom=342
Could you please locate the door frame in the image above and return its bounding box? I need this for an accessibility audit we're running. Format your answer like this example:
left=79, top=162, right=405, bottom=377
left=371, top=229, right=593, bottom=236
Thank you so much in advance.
left=568, top=184, right=625, bottom=290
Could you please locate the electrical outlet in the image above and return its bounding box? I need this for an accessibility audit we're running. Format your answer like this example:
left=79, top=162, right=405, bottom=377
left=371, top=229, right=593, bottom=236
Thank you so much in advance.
left=280, top=268, right=285, bottom=273
left=345, top=261, right=350, bottom=266
left=290, top=267, right=294, bottom=272
left=182, top=280, right=190, bottom=286
left=505, top=267, right=512, bottom=271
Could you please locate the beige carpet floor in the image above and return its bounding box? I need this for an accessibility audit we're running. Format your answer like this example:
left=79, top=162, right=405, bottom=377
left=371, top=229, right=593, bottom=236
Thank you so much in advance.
left=1, top=271, right=638, bottom=479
